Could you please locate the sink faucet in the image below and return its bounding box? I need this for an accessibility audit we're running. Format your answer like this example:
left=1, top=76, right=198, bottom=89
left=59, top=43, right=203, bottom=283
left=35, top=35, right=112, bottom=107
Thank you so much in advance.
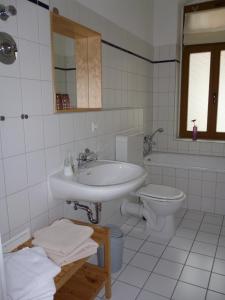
left=144, top=128, right=164, bottom=156
left=77, top=148, right=98, bottom=168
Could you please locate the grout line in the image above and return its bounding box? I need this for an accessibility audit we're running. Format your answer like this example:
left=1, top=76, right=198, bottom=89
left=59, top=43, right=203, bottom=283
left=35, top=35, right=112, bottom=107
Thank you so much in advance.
left=169, top=209, right=205, bottom=299
left=205, top=214, right=225, bottom=295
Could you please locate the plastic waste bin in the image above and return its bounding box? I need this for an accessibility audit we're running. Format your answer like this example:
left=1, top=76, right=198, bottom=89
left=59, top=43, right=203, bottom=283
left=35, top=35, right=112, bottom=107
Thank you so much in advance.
left=97, top=224, right=124, bottom=273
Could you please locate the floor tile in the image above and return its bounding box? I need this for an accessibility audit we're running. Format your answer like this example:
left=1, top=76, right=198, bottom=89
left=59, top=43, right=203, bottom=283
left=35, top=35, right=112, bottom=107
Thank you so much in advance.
left=137, top=290, right=169, bottom=300
left=128, top=227, right=150, bottom=240
left=186, top=252, right=214, bottom=271
left=124, top=236, right=144, bottom=251
left=118, top=265, right=150, bottom=288
left=140, top=241, right=166, bottom=257
left=219, top=236, right=225, bottom=247
left=154, top=259, right=183, bottom=279
left=175, top=208, right=186, bottom=218
left=221, top=227, right=225, bottom=236
left=184, top=210, right=204, bottom=221
left=123, top=248, right=136, bottom=264
left=213, top=259, right=225, bottom=276
left=172, top=281, right=206, bottom=300
left=144, top=273, right=177, bottom=298
left=175, top=228, right=197, bottom=240
left=206, top=290, right=225, bottom=300
left=200, top=223, right=221, bottom=235
left=209, top=273, right=225, bottom=294
left=168, top=236, right=193, bottom=251
left=130, top=252, right=158, bottom=272
left=191, top=241, right=217, bottom=257
left=216, top=246, right=225, bottom=260
left=180, top=219, right=201, bottom=230
left=110, top=281, right=140, bottom=300
left=162, top=247, right=188, bottom=264
left=180, top=265, right=210, bottom=288
left=195, top=232, right=219, bottom=245
left=148, top=235, right=170, bottom=245
left=112, top=264, right=126, bottom=279
left=203, top=215, right=223, bottom=226
left=126, top=216, right=140, bottom=226
left=121, top=224, right=133, bottom=235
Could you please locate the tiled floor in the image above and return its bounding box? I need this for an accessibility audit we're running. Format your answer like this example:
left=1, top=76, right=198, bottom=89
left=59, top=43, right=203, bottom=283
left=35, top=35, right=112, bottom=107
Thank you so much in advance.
left=96, top=209, right=225, bottom=300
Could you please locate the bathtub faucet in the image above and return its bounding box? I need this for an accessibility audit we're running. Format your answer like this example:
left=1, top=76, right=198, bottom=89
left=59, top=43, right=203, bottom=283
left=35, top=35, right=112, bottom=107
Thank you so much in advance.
left=144, top=128, right=164, bottom=155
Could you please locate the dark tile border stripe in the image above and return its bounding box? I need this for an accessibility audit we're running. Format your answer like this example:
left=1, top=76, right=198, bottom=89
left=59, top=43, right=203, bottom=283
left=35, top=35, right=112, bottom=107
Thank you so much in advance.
left=26, top=0, right=178, bottom=65
left=27, top=0, right=49, bottom=10
left=38, top=1, right=49, bottom=10
left=55, top=67, right=76, bottom=71
left=102, top=40, right=180, bottom=65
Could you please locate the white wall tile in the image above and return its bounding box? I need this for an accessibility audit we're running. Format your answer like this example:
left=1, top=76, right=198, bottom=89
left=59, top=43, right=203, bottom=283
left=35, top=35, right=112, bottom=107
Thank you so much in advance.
left=24, top=116, right=44, bottom=152
left=7, top=190, right=30, bottom=230
left=0, top=197, right=9, bottom=235
left=19, top=39, right=40, bottom=79
left=17, top=0, right=38, bottom=42
left=29, top=182, right=48, bottom=218
left=38, top=6, right=50, bottom=45
left=1, top=118, right=25, bottom=157
left=3, top=154, right=27, bottom=195
left=26, top=150, right=46, bottom=186
left=43, top=115, right=60, bottom=147
left=39, top=45, right=52, bottom=81
left=41, top=81, right=54, bottom=115
left=21, top=79, right=42, bottom=115
left=59, top=114, right=74, bottom=144
left=45, top=146, right=61, bottom=175
left=0, top=77, right=22, bottom=117
left=31, top=212, right=49, bottom=233
left=0, top=160, right=6, bottom=198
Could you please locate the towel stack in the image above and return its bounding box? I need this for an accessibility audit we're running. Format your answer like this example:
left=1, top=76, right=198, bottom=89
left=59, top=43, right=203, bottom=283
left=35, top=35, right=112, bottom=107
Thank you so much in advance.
left=4, top=247, right=61, bottom=300
left=32, top=219, right=99, bottom=266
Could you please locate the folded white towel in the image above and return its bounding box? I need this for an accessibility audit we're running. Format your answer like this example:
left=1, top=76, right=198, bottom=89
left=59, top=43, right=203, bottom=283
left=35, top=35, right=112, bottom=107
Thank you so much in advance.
left=46, top=238, right=98, bottom=266
left=18, top=279, right=55, bottom=300
left=32, top=219, right=94, bottom=256
left=4, top=247, right=60, bottom=300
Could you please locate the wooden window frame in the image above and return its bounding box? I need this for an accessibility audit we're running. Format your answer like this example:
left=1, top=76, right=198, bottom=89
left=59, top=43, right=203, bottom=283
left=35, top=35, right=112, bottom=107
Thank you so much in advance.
left=179, top=0, right=225, bottom=141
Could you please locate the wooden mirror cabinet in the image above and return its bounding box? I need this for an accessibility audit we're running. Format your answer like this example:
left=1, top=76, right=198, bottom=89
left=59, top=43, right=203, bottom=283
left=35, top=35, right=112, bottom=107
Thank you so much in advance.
left=51, top=13, right=102, bottom=113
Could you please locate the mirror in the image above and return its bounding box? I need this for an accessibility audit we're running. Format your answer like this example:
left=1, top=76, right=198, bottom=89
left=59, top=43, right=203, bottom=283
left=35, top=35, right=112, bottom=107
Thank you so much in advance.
left=51, top=13, right=102, bottom=112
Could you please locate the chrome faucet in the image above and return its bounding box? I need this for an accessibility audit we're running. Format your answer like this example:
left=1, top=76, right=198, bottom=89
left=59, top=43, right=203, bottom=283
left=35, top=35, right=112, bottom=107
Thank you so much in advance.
left=77, top=148, right=98, bottom=168
left=144, top=128, right=164, bottom=156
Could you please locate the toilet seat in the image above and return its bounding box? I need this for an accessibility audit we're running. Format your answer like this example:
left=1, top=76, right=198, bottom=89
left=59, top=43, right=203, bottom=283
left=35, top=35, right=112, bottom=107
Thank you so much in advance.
left=138, top=184, right=185, bottom=202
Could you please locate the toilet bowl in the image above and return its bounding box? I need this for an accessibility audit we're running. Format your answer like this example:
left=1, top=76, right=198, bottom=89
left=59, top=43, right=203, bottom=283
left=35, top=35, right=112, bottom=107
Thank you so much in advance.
left=121, top=184, right=185, bottom=240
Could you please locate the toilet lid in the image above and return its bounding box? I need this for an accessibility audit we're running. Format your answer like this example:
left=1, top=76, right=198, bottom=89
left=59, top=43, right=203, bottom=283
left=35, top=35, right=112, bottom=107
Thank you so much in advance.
left=138, top=184, right=185, bottom=201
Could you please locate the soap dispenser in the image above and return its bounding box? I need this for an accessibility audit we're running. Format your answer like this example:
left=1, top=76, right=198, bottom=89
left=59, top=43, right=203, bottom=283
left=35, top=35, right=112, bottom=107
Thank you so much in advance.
left=64, top=153, right=73, bottom=176
left=191, top=119, right=197, bottom=141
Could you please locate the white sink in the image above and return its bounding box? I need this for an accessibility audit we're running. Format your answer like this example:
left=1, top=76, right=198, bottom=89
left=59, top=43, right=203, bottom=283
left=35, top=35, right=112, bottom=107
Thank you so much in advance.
left=49, top=160, right=147, bottom=202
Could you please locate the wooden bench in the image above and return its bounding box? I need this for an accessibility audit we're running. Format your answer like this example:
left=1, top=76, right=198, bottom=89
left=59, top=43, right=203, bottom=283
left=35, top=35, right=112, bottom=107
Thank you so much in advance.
left=15, top=220, right=112, bottom=300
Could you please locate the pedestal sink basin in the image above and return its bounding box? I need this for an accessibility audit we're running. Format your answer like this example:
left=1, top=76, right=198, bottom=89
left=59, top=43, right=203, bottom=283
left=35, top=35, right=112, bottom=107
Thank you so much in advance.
left=49, top=160, right=147, bottom=202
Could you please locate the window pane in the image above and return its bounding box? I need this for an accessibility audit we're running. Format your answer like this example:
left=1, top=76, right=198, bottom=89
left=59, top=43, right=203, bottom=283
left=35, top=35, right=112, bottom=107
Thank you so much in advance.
left=216, top=51, right=225, bottom=133
left=187, top=52, right=211, bottom=131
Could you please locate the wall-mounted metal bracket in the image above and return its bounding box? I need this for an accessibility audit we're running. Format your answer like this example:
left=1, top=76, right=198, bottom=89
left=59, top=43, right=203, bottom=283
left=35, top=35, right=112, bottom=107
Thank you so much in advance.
left=0, top=32, right=17, bottom=64
left=0, top=4, right=16, bottom=21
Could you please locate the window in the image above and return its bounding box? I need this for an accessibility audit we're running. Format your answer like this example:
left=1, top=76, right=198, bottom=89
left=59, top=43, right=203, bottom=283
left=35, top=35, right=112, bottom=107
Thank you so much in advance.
left=179, top=0, right=225, bottom=140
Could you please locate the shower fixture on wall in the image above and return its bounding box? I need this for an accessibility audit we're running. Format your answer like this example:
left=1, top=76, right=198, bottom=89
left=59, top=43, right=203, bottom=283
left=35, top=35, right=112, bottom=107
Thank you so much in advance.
left=0, top=4, right=16, bottom=21
left=0, top=32, right=17, bottom=64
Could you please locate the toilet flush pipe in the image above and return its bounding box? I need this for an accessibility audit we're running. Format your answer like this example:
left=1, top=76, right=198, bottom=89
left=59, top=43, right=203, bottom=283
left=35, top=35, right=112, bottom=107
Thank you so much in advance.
left=121, top=199, right=165, bottom=232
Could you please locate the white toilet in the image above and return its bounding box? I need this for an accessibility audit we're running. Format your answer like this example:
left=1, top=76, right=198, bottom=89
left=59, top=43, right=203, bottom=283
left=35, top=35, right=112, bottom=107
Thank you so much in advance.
left=116, top=131, right=186, bottom=240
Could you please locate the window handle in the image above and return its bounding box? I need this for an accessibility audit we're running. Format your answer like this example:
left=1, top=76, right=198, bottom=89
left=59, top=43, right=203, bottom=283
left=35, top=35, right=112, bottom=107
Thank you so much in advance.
left=212, top=93, right=217, bottom=104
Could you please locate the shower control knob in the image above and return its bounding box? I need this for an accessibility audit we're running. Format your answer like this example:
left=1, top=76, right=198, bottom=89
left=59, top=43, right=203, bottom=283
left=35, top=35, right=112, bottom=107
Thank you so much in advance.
left=0, top=115, right=5, bottom=121
left=24, top=114, right=28, bottom=119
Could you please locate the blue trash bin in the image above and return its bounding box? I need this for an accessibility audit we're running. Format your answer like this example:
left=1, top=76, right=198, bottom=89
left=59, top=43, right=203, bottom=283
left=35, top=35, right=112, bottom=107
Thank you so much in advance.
left=97, top=224, right=124, bottom=273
